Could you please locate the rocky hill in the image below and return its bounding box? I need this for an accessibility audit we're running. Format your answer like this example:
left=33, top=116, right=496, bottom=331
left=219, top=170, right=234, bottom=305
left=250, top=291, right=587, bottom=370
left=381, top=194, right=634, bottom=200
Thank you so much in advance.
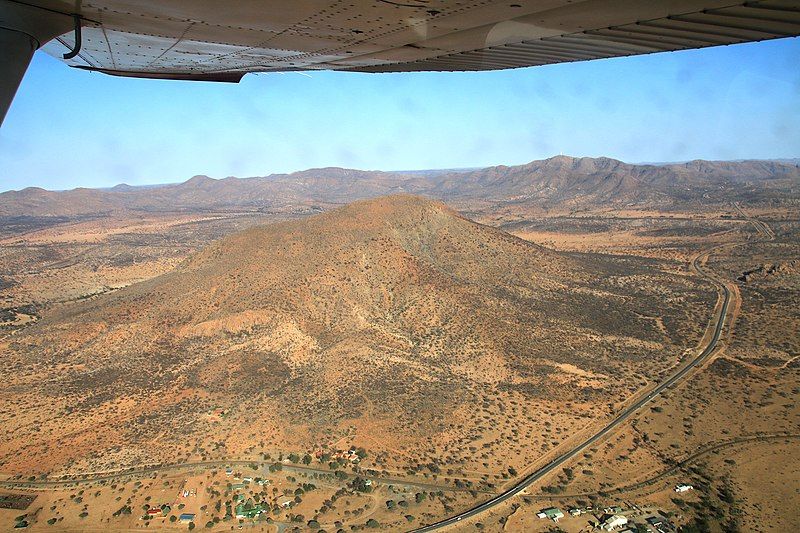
left=0, top=195, right=714, bottom=474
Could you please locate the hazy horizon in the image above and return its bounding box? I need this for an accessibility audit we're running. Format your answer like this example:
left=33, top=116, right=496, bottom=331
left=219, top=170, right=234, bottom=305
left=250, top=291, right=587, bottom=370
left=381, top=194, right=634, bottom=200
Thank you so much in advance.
left=2, top=153, right=799, bottom=194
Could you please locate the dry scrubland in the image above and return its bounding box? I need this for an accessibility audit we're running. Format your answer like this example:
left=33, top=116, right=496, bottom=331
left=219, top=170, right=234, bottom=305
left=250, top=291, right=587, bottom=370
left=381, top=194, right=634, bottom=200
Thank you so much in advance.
left=0, top=462, right=483, bottom=531
left=0, top=197, right=715, bottom=479
left=0, top=166, right=797, bottom=532
left=444, top=209, right=800, bottom=533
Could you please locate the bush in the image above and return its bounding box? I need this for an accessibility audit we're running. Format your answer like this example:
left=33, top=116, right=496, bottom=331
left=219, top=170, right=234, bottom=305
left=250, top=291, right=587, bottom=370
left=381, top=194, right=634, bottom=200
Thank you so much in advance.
left=366, top=518, right=379, bottom=528
left=350, top=477, right=372, bottom=493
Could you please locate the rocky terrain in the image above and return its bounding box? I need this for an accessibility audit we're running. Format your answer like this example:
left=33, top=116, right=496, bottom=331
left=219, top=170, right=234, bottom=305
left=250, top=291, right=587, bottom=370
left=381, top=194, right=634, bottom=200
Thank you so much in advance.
left=0, top=159, right=798, bottom=532
left=0, top=195, right=712, bottom=478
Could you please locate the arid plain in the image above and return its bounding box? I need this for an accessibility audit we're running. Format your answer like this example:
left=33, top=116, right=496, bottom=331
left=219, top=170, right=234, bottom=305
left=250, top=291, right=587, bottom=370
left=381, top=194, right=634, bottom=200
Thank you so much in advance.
left=0, top=156, right=798, bottom=532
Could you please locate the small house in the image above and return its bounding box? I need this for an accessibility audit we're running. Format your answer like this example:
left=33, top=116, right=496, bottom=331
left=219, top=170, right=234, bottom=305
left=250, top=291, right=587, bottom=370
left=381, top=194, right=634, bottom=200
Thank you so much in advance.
left=178, top=513, right=195, bottom=523
left=675, top=484, right=693, bottom=493
left=601, top=515, right=629, bottom=531
left=537, top=507, right=565, bottom=522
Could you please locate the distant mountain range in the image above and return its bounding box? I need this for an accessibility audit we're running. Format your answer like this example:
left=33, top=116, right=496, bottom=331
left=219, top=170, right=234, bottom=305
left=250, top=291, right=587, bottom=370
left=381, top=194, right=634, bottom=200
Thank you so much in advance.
left=1, top=156, right=798, bottom=217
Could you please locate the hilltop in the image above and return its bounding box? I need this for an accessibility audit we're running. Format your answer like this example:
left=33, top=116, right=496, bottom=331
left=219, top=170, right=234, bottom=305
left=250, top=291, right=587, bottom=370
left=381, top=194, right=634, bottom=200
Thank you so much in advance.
left=0, top=195, right=714, bottom=476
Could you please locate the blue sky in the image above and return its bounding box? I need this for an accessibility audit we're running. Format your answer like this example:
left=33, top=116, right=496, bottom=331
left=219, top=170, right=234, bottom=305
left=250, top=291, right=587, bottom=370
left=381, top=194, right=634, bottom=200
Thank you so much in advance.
left=1, top=37, right=799, bottom=192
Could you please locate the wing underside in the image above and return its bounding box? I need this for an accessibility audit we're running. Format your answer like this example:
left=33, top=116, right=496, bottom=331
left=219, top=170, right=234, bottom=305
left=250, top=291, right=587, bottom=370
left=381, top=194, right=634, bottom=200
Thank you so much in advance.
left=22, top=0, right=800, bottom=80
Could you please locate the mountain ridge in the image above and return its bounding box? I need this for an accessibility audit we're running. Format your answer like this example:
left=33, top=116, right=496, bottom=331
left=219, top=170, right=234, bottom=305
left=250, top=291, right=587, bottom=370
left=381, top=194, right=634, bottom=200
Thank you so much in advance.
left=1, top=156, right=797, bottom=217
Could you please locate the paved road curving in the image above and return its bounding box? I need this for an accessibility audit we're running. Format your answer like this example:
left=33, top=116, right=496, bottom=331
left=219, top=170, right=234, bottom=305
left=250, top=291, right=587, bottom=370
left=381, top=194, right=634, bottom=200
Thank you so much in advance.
left=409, top=214, right=769, bottom=532
left=1, top=212, right=771, bottom=533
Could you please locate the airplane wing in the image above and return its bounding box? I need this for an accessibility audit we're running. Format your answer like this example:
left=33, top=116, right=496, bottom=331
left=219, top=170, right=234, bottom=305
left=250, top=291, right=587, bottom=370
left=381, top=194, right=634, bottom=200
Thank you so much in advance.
left=1, top=1, right=799, bottom=124
left=26, top=0, right=800, bottom=79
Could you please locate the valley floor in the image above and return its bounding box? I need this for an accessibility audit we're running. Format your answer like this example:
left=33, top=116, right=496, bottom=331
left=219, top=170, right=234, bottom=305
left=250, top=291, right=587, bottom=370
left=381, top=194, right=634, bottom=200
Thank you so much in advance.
left=0, top=202, right=797, bottom=532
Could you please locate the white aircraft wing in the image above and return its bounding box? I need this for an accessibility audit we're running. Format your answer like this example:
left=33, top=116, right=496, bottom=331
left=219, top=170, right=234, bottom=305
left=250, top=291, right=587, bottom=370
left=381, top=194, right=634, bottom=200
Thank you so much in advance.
left=1, top=1, right=799, bottom=124
left=29, top=0, right=800, bottom=79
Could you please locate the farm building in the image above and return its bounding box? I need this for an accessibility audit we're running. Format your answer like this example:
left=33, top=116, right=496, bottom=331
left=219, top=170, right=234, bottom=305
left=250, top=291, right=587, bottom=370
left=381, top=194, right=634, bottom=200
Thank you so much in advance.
left=601, top=514, right=629, bottom=531
left=235, top=502, right=268, bottom=519
left=178, top=513, right=195, bottom=523
left=537, top=507, right=565, bottom=522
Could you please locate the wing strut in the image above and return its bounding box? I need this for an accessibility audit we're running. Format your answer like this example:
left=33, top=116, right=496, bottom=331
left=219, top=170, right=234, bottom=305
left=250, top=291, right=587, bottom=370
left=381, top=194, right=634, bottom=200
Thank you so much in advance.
left=0, top=0, right=75, bottom=125
left=0, top=24, right=36, bottom=125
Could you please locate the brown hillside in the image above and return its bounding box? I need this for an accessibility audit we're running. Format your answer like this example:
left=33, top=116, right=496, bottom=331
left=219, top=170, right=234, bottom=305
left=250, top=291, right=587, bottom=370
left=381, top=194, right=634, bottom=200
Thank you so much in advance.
left=0, top=195, right=713, bottom=475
